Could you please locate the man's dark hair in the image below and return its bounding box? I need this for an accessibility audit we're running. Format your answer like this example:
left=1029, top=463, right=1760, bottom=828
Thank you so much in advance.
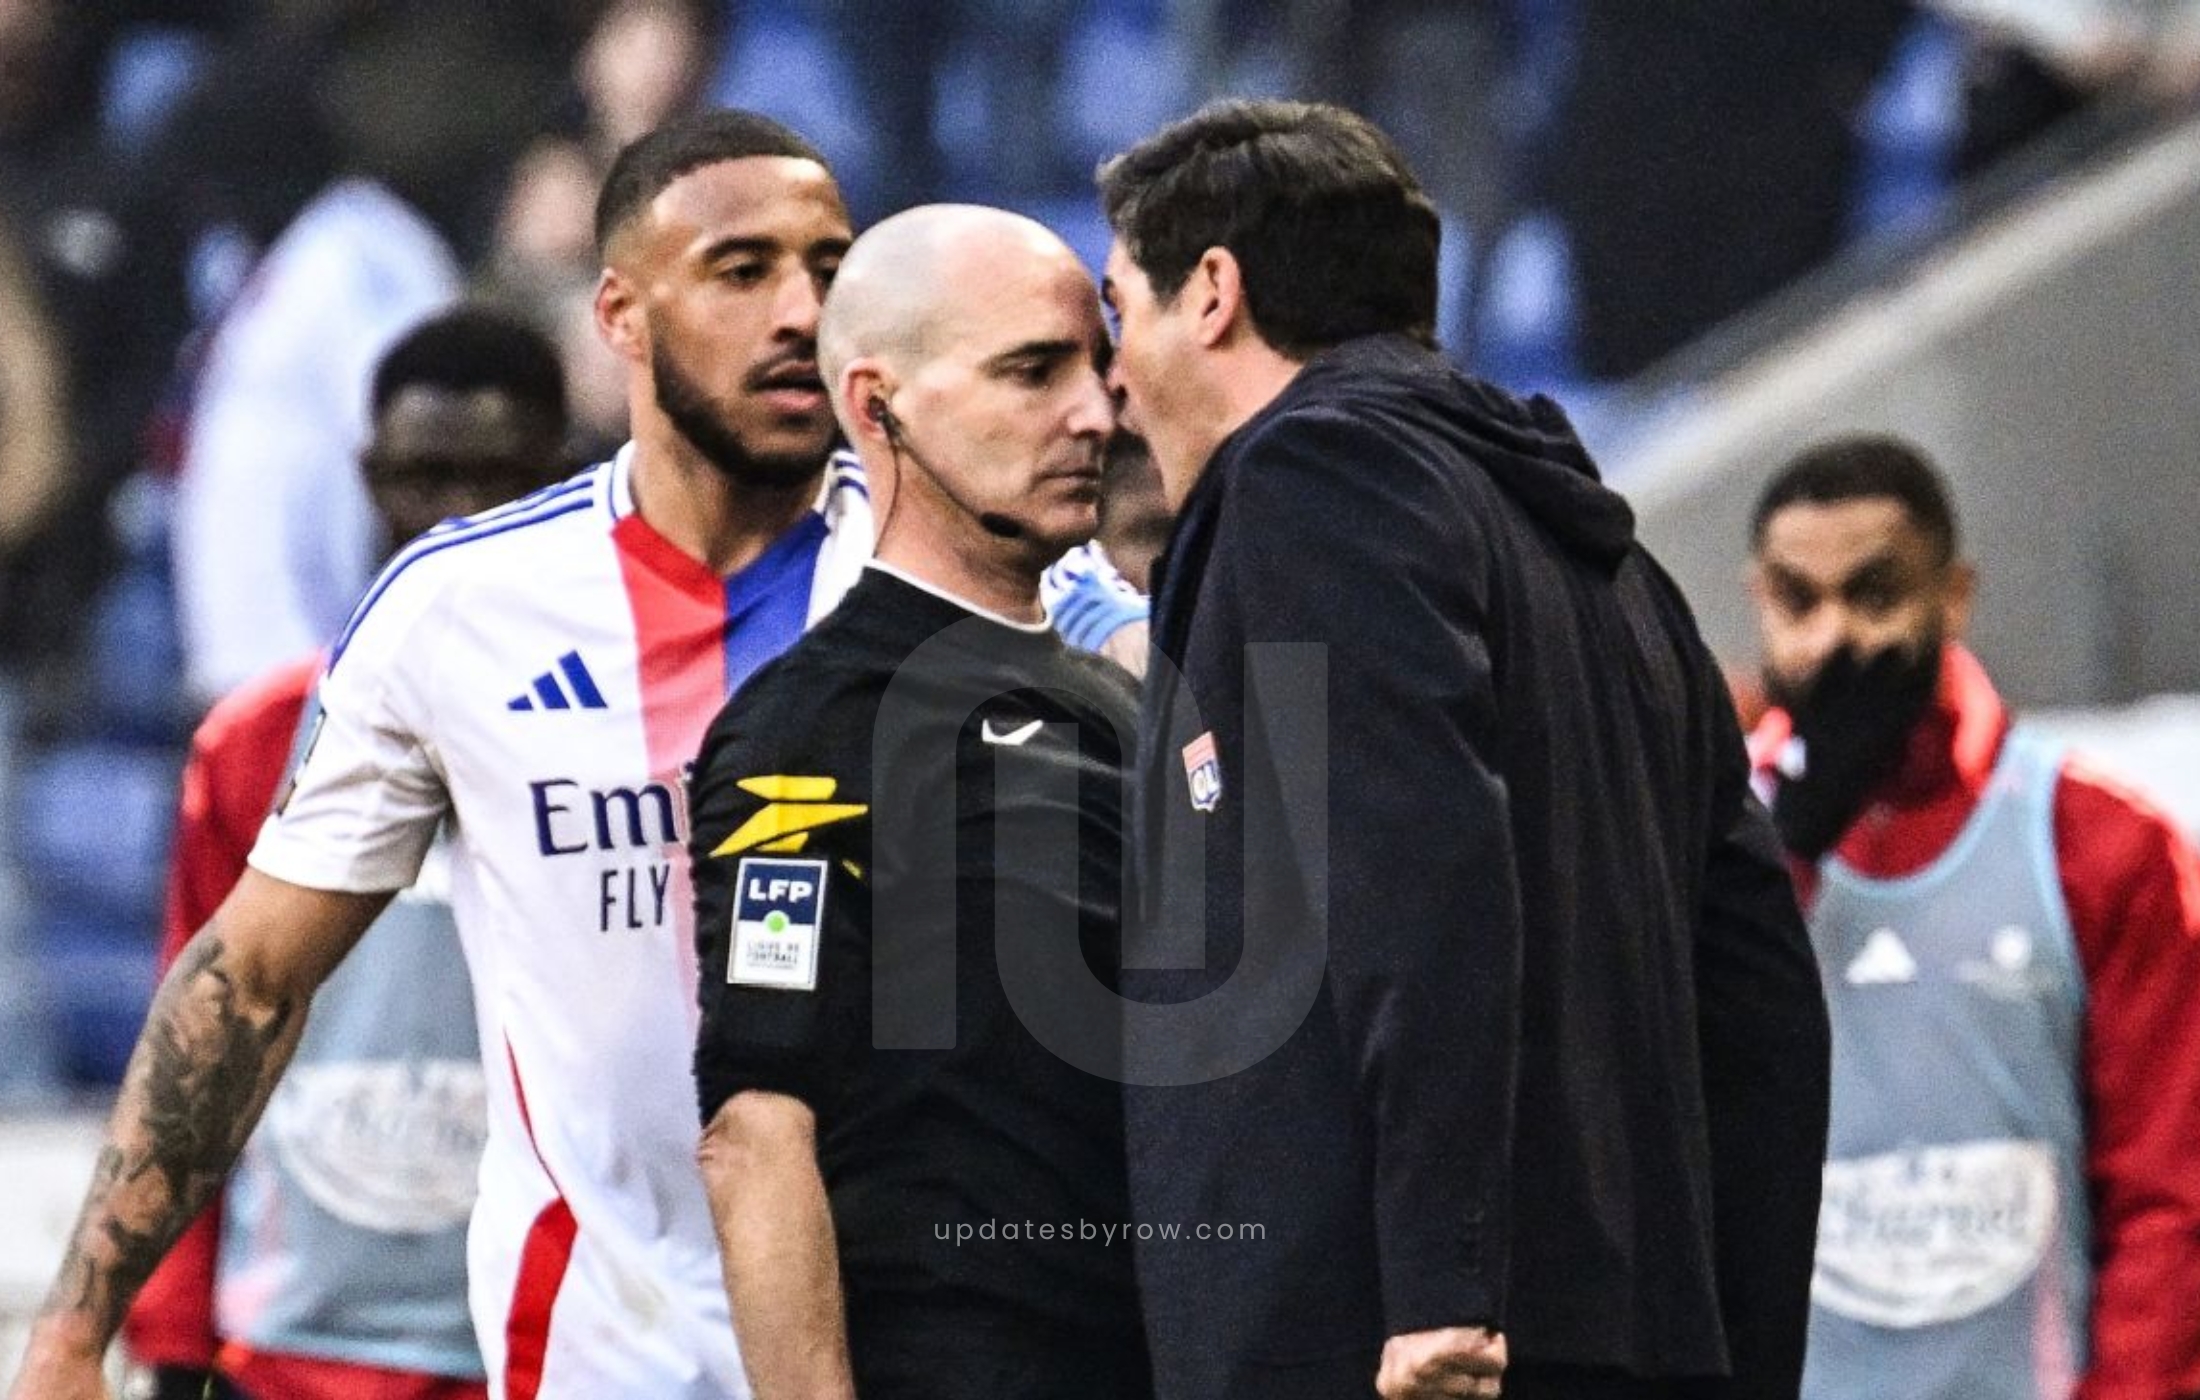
left=1751, top=434, right=1959, bottom=564
left=594, top=108, right=831, bottom=255
left=1098, top=430, right=1157, bottom=519
left=1100, top=428, right=1153, bottom=487
left=1097, top=99, right=1440, bottom=359
left=372, top=306, right=569, bottom=429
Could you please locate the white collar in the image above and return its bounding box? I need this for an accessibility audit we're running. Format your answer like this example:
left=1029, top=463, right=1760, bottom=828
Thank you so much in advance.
left=865, top=560, right=1052, bottom=633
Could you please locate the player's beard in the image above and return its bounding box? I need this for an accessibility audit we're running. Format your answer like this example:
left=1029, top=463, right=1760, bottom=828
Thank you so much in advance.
left=651, top=338, right=823, bottom=490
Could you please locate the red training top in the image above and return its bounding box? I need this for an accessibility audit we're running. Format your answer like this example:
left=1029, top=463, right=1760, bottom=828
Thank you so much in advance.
left=1752, top=644, right=2200, bottom=1400
left=121, top=653, right=486, bottom=1400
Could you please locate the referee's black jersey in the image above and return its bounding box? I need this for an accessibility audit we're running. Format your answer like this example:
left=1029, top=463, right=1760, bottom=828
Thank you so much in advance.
left=690, top=564, right=1147, bottom=1380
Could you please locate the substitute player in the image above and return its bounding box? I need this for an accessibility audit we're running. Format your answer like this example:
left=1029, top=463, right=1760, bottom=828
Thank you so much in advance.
left=122, top=307, right=571, bottom=1400
left=10, top=109, right=868, bottom=1400
left=1745, top=436, right=2200, bottom=1400
left=1041, top=437, right=1166, bottom=678
left=689, top=205, right=1147, bottom=1400
left=1042, top=537, right=1148, bottom=676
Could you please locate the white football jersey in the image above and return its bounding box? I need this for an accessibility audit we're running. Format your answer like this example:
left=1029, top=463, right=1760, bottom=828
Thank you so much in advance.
left=1039, top=540, right=1149, bottom=654
left=250, top=445, right=871, bottom=1399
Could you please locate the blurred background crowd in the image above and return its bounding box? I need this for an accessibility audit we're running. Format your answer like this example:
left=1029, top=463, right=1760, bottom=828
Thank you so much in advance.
left=4, top=0, right=2200, bottom=1096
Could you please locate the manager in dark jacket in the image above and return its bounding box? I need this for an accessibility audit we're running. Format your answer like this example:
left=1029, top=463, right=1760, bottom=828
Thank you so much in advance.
left=1096, top=100, right=1831, bottom=1400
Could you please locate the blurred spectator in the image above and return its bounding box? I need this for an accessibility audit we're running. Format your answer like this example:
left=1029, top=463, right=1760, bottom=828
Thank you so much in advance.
left=125, top=308, right=570, bottom=1400
left=144, top=32, right=343, bottom=318
left=0, top=224, right=67, bottom=609
left=577, top=0, right=730, bottom=157
left=169, top=173, right=461, bottom=704
left=1543, top=1, right=1912, bottom=380
left=1744, top=436, right=2200, bottom=1400
left=495, top=137, right=601, bottom=281
left=0, top=0, right=195, bottom=676
left=314, top=7, right=572, bottom=267
left=1178, top=0, right=1519, bottom=358
left=824, top=0, right=1083, bottom=218
left=485, top=0, right=729, bottom=466
left=170, top=8, right=565, bottom=704
left=487, top=138, right=624, bottom=462
left=0, top=225, right=73, bottom=1095
left=1925, top=0, right=2200, bottom=174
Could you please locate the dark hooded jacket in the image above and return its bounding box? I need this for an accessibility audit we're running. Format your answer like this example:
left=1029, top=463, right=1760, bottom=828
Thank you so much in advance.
left=1122, top=334, right=1828, bottom=1400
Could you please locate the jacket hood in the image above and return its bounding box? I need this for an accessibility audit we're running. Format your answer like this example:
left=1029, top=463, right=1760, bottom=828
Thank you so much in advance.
left=1285, top=334, right=1637, bottom=572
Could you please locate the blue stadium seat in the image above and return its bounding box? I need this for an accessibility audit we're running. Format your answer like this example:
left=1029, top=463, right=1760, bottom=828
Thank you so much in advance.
left=1059, top=5, right=1190, bottom=182
left=9, top=741, right=178, bottom=923
left=102, top=25, right=210, bottom=149
left=1852, top=11, right=1963, bottom=241
left=78, top=472, right=191, bottom=744
left=1472, top=212, right=1583, bottom=395
left=0, top=864, right=69, bottom=1103
left=85, top=565, right=190, bottom=744
left=1012, top=195, right=1114, bottom=283
left=9, top=740, right=175, bottom=1087
left=711, top=8, right=879, bottom=211
left=29, top=899, right=158, bottom=1088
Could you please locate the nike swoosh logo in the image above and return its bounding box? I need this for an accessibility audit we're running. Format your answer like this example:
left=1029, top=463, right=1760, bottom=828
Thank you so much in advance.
left=981, top=718, right=1044, bottom=746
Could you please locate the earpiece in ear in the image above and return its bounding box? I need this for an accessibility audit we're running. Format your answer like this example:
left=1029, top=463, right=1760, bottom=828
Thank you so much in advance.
left=866, top=396, right=890, bottom=427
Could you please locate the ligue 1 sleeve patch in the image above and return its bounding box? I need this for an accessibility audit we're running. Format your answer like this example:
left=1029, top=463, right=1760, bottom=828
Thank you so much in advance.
left=273, top=703, right=328, bottom=818
left=1182, top=731, right=1222, bottom=812
left=729, top=857, right=828, bottom=991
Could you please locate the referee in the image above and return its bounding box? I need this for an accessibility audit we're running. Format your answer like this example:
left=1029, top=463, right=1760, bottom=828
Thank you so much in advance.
left=689, top=205, right=1148, bottom=1400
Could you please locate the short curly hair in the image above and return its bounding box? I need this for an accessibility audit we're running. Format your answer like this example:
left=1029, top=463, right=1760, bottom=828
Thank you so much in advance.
left=595, top=108, right=831, bottom=256
left=1752, top=435, right=1959, bottom=565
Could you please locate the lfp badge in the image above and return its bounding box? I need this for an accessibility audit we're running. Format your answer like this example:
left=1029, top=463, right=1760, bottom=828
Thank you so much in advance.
left=1182, top=731, right=1223, bottom=813
left=728, top=857, right=827, bottom=990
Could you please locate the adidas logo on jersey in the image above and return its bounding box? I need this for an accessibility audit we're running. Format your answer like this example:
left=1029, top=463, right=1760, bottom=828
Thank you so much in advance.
left=1845, top=927, right=1918, bottom=986
left=509, top=651, right=608, bottom=712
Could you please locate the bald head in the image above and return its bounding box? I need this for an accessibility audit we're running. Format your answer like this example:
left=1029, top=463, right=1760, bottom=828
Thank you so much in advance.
left=825, top=203, right=1112, bottom=579
left=820, top=204, right=1086, bottom=432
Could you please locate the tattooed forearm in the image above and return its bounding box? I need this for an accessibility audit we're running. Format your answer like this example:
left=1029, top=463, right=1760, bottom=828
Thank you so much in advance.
left=41, top=931, right=301, bottom=1343
left=132, top=937, right=295, bottom=1200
